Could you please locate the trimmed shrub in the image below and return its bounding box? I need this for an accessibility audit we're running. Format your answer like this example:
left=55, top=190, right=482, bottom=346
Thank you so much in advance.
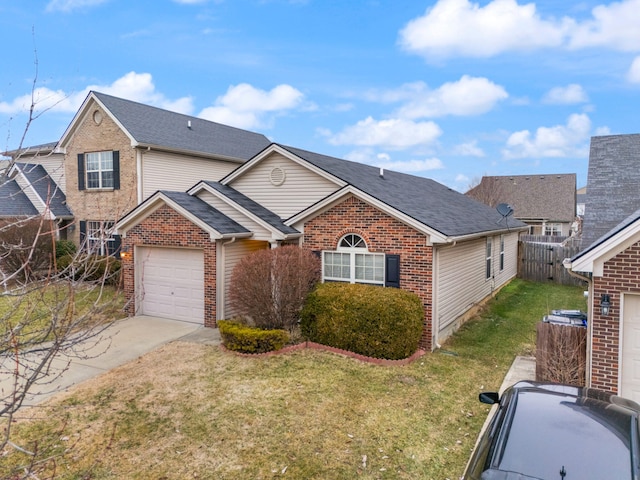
left=300, top=283, right=424, bottom=360
left=57, top=254, right=122, bottom=286
left=229, top=246, right=320, bottom=332
left=218, top=320, right=290, bottom=354
left=55, top=240, right=77, bottom=259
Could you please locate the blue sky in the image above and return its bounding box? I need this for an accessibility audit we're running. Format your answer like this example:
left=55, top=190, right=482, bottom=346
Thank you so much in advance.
left=1, top=0, right=639, bottom=191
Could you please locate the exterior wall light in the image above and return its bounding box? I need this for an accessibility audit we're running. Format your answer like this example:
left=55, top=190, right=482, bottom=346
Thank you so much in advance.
left=600, top=294, right=611, bottom=316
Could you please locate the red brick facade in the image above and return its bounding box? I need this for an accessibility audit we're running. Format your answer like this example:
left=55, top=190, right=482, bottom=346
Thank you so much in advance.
left=591, top=241, right=640, bottom=393
left=302, top=196, right=434, bottom=350
left=121, top=205, right=218, bottom=327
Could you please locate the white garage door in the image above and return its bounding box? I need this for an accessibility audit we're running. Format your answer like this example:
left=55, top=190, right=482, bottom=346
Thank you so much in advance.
left=136, top=247, right=205, bottom=323
left=621, top=294, right=640, bottom=401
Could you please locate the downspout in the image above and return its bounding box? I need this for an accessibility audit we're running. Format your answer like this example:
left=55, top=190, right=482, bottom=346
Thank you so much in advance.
left=563, top=258, right=593, bottom=386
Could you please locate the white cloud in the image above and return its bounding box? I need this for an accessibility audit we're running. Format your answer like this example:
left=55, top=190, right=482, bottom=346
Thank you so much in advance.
left=399, top=0, right=570, bottom=59
left=0, top=71, right=194, bottom=116
left=453, top=140, right=485, bottom=157
left=46, top=0, right=108, bottom=13
left=199, top=83, right=304, bottom=129
left=399, top=0, right=640, bottom=60
left=502, top=113, right=591, bottom=159
left=628, top=56, right=640, bottom=83
left=542, top=84, right=588, bottom=104
left=396, top=76, right=508, bottom=118
left=344, top=149, right=444, bottom=173
left=327, top=117, right=442, bottom=149
left=569, top=0, right=640, bottom=51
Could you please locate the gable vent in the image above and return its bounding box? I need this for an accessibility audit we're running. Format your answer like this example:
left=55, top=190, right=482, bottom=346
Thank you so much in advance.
left=269, top=166, right=286, bottom=186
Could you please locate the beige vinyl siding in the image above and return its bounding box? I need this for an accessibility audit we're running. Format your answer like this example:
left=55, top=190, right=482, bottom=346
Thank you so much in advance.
left=196, top=191, right=273, bottom=240
left=229, top=152, right=339, bottom=218
left=220, top=239, right=268, bottom=319
left=141, top=150, right=240, bottom=200
left=37, top=154, right=66, bottom=193
left=435, top=232, right=519, bottom=342
left=14, top=174, right=45, bottom=214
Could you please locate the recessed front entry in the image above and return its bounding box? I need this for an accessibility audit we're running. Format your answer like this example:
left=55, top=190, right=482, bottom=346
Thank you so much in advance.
left=136, top=246, right=205, bottom=323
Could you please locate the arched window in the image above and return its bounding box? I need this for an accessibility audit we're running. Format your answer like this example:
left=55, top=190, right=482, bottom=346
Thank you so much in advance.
left=323, top=234, right=385, bottom=285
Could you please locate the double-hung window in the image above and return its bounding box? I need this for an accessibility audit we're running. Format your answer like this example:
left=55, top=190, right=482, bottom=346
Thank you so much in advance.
left=86, top=151, right=114, bottom=189
left=81, top=221, right=116, bottom=256
left=499, top=235, right=505, bottom=271
left=78, top=151, right=120, bottom=191
left=323, top=234, right=385, bottom=286
left=544, top=223, right=562, bottom=236
left=486, top=237, right=493, bottom=279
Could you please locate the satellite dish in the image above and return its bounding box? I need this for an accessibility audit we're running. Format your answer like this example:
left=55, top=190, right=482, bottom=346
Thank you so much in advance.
left=496, top=203, right=514, bottom=217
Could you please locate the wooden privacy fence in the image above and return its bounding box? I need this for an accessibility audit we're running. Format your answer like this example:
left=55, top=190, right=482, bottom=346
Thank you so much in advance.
left=536, top=322, right=587, bottom=386
left=518, top=239, right=584, bottom=286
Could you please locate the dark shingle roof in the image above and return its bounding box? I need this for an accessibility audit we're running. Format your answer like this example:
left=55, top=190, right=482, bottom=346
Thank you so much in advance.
left=282, top=146, right=525, bottom=237
left=0, top=180, right=39, bottom=217
left=160, top=191, right=250, bottom=235
left=202, top=181, right=299, bottom=235
left=582, top=134, right=640, bottom=249
left=93, top=92, right=271, bottom=161
left=16, top=163, right=72, bottom=218
left=466, top=174, right=576, bottom=222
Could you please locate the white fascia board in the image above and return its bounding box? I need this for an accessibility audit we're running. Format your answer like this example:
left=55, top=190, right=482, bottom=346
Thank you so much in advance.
left=221, top=143, right=346, bottom=188
left=189, top=182, right=298, bottom=241
left=570, top=220, right=640, bottom=276
left=115, top=192, right=227, bottom=241
left=287, top=185, right=448, bottom=245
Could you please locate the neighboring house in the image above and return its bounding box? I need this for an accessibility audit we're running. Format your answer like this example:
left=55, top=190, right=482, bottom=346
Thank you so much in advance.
left=1, top=91, right=271, bottom=254
left=466, top=174, right=577, bottom=236
left=565, top=134, right=640, bottom=400
left=576, top=185, right=586, bottom=217
left=0, top=162, right=73, bottom=235
left=115, top=143, right=527, bottom=350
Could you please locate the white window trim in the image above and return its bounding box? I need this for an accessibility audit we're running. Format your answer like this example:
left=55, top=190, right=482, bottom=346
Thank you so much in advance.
left=499, top=235, right=505, bottom=272
left=86, top=151, right=114, bottom=190
left=87, top=220, right=115, bottom=256
left=322, top=234, right=385, bottom=285
left=486, top=237, right=493, bottom=280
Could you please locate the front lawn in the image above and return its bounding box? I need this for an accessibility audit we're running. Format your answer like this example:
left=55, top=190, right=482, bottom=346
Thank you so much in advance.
left=0, top=279, right=586, bottom=479
left=0, top=282, right=125, bottom=339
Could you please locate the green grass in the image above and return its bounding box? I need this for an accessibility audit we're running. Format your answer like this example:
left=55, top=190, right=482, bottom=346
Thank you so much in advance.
left=0, top=279, right=586, bottom=479
left=0, top=282, right=125, bottom=339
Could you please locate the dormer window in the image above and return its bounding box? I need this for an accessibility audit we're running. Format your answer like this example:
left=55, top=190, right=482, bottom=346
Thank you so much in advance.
left=77, top=151, right=120, bottom=191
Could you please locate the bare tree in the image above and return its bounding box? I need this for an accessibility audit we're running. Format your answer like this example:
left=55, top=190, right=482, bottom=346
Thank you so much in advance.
left=229, top=246, right=320, bottom=333
left=536, top=323, right=587, bottom=386
left=465, top=175, right=505, bottom=208
left=0, top=43, right=124, bottom=478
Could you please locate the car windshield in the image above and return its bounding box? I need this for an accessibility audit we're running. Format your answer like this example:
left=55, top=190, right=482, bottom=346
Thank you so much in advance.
left=495, top=390, right=634, bottom=480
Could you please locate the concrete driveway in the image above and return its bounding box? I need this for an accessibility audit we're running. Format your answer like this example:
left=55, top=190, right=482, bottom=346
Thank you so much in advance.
left=1, top=316, right=221, bottom=406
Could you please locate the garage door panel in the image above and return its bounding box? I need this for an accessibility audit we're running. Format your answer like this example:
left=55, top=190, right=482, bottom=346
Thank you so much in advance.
left=137, top=247, right=205, bottom=323
left=621, top=294, right=640, bottom=402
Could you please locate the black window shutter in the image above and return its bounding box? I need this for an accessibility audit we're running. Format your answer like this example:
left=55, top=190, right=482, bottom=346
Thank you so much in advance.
left=79, top=221, right=87, bottom=250
left=110, top=234, right=122, bottom=257
left=385, top=254, right=400, bottom=288
left=112, top=151, right=120, bottom=190
left=77, top=154, right=85, bottom=190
